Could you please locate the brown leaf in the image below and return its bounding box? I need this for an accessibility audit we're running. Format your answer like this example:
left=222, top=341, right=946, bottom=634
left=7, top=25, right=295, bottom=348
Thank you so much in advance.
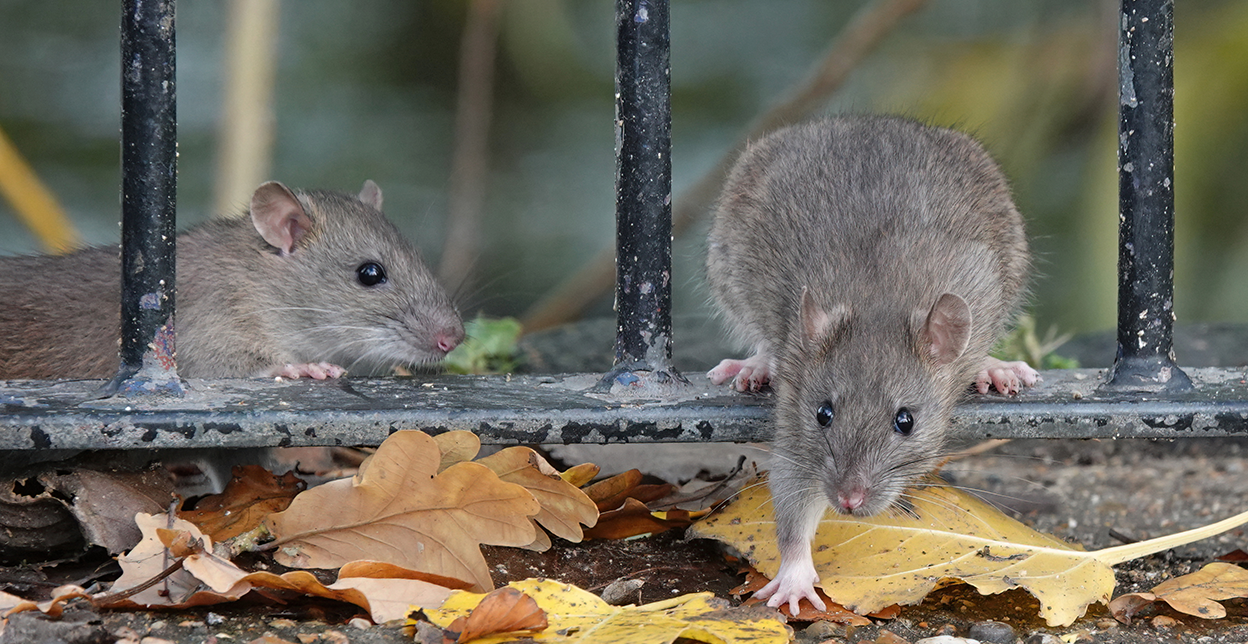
left=178, top=465, right=305, bottom=541
left=264, top=431, right=540, bottom=590
left=732, top=567, right=872, bottom=625
left=583, top=469, right=643, bottom=509
left=584, top=498, right=694, bottom=540
left=108, top=513, right=220, bottom=607
left=477, top=447, right=599, bottom=547
left=432, top=431, right=482, bottom=472
left=1110, top=563, right=1248, bottom=623
left=445, top=586, right=547, bottom=643
left=1217, top=549, right=1248, bottom=562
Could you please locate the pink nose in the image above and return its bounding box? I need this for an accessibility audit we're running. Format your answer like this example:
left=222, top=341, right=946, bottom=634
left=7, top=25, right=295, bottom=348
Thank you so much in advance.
left=837, top=488, right=866, bottom=512
left=436, top=327, right=464, bottom=353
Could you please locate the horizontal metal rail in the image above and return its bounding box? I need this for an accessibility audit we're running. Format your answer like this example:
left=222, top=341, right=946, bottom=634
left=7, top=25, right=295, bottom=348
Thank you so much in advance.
left=2, top=368, right=1247, bottom=452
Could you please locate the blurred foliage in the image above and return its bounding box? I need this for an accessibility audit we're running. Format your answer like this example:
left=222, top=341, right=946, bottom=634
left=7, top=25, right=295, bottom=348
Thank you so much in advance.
left=445, top=315, right=524, bottom=375
left=993, top=314, right=1079, bottom=370
left=2, top=0, right=1247, bottom=339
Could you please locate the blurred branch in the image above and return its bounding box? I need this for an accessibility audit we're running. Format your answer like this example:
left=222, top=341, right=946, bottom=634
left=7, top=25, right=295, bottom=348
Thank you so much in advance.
left=439, top=0, right=502, bottom=292
left=520, top=0, right=930, bottom=332
left=213, top=0, right=281, bottom=217
left=0, top=126, right=80, bottom=253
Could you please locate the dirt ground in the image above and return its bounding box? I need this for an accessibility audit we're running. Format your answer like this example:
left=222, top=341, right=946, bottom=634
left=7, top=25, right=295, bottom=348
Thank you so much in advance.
left=4, top=437, right=1247, bottom=644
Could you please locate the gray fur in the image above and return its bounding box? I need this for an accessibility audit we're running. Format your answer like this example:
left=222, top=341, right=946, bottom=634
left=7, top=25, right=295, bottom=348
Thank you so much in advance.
left=707, top=115, right=1029, bottom=552
left=0, top=182, right=463, bottom=379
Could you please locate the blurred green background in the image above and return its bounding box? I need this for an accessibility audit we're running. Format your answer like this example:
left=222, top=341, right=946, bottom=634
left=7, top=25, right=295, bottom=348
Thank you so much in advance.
left=1, top=0, right=1246, bottom=344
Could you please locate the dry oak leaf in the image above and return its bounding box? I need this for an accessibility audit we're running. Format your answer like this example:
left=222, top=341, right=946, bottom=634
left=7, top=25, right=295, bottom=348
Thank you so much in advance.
left=108, top=512, right=225, bottom=607
left=443, top=586, right=548, bottom=643
left=1, top=584, right=93, bottom=618
left=1109, top=562, right=1248, bottom=623
left=688, top=478, right=1248, bottom=627
left=178, top=465, right=305, bottom=541
left=264, top=430, right=540, bottom=591
left=429, top=430, right=599, bottom=550
left=583, top=498, right=701, bottom=540
left=417, top=578, right=792, bottom=644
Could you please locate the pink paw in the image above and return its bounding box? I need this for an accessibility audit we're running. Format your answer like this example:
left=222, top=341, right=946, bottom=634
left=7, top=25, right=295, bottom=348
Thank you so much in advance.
left=754, top=558, right=826, bottom=616
left=707, top=356, right=771, bottom=392
left=271, top=362, right=347, bottom=380
left=975, top=357, right=1040, bottom=395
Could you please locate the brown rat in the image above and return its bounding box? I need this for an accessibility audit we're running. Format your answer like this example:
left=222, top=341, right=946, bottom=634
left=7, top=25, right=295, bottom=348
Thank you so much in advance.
left=0, top=180, right=464, bottom=380
left=705, top=115, right=1037, bottom=613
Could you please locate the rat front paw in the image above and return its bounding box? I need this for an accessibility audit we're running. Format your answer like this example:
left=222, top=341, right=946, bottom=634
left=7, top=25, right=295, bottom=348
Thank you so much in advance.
left=271, top=362, right=347, bottom=380
left=754, top=560, right=826, bottom=616
left=975, top=357, right=1040, bottom=395
left=707, top=355, right=771, bottom=392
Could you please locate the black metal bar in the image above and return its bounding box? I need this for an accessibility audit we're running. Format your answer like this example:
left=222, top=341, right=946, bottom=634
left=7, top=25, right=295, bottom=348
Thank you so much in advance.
left=603, top=0, right=681, bottom=388
left=1104, top=0, right=1191, bottom=392
left=114, top=0, right=181, bottom=394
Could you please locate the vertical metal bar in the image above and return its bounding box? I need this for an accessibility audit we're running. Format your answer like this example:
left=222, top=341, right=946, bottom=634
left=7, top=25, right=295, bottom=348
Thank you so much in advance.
left=600, top=0, right=681, bottom=389
left=112, top=0, right=181, bottom=394
left=1104, top=0, right=1190, bottom=392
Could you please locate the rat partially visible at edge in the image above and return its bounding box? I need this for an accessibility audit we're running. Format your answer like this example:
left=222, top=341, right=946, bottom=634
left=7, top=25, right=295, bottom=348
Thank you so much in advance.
left=705, top=115, right=1038, bottom=614
left=0, top=180, right=464, bottom=380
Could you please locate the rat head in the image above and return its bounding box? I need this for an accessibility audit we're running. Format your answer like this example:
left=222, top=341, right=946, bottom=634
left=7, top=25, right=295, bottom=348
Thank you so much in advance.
left=774, top=289, right=971, bottom=517
left=248, top=181, right=465, bottom=374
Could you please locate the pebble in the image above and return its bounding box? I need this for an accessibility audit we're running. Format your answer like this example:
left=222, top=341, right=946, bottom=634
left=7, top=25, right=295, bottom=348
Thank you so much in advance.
left=205, top=612, right=225, bottom=626
left=1095, top=619, right=1118, bottom=630
left=1152, top=615, right=1178, bottom=628
left=348, top=617, right=372, bottom=630
left=875, top=630, right=910, bottom=644
left=968, top=620, right=1016, bottom=644
left=268, top=619, right=298, bottom=630
left=1021, top=634, right=1061, bottom=644
left=915, top=636, right=980, bottom=644
left=802, top=620, right=842, bottom=640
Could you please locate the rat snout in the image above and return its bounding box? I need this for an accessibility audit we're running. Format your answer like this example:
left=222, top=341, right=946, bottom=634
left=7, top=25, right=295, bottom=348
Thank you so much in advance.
left=434, top=323, right=465, bottom=354
left=835, top=487, right=868, bottom=513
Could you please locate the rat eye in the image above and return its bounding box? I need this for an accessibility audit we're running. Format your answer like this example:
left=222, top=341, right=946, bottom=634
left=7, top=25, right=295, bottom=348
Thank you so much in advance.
left=356, top=262, right=387, bottom=287
left=893, top=408, right=914, bottom=436
left=815, top=400, right=834, bottom=427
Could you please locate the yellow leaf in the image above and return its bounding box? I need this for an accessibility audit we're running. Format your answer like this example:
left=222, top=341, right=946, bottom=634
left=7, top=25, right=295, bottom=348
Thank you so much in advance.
left=417, top=578, right=791, bottom=644
left=561, top=463, right=601, bottom=488
left=264, top=431, right=540, bottom=590
left=690, top=479, right=1248, bottom=627
left=1109, top=563, right=1248, bottom=622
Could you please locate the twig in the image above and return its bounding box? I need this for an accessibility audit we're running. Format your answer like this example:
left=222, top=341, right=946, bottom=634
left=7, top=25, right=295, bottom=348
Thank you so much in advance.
left=91, top=558, right=187, bottom=608
left=439, top=0, right=502, bottom=292
left=520, top=0, right=930, bottom=331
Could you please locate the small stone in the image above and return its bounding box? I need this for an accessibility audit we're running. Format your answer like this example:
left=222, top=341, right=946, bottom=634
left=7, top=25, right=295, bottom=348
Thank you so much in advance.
left=348, top=617, right=372, bottom=630
left=268, top=619, right=298, bottom=630
left=178, top=621, right=205, bottom=628
left=138, top=638, right=176, bottom=644
left=875, top=630, right=911, bottom=644
left=1022, top=634, right=1061, bottom=644
left=1096, top=619, right=1118, bottom=630
left=1151, top=615, right=1177, bottom=628
left=205, top=612, right=225, bottom=626
left=296, top=635, right=318, bottom=644
left=320, top=629, right=350, bottom=644
left=915, top=636, right=980, bottom=644
left=600, top=578, right=645, bottom=605
left=803, top=620, right=842, bottom=640
left=968, top=620, right=1016, bottom=644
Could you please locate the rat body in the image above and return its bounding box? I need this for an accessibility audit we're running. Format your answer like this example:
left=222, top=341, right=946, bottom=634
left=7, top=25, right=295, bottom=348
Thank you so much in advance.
left=705, top=115, right=1036, bottom=613
left=0, top=181, right=463, bottom=380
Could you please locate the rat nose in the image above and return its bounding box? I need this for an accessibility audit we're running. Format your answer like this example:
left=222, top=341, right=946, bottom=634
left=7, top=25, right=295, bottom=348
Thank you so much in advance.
left=837, top=488, right=867, bottom=513
left=435, top=325, right=465, bottom=354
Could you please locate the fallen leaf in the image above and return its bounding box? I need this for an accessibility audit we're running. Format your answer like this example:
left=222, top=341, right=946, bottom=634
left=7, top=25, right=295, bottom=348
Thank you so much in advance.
left=108, top=513, right=220, bottom=607
left=1216, top=549, right=1248, bottom=562
left=264, top=431, right=540, bottom=590
left=583, top=469, right=644, bottom=509
left=417, top=578, right=792, bottom=644
left=444, top=586, right=547, bottom=643
left=433, top=431, right=483, bottom=473
left=1, top=584, right=93, bottom=618
left=688, top=477, right=1248, bottom=626
left=1109, top=562, right=1248, bottom=623
left=584, top=498, right=698, bottom=540
left=561, top=463, right=601, bottom=488
left=178, top=465, right=305, bottom=541
left=477, top=447, right=599, bottom=546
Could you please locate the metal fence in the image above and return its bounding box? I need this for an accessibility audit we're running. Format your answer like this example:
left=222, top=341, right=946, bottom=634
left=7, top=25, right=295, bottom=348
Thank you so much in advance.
left=2, top=0, right=1246, bottom=454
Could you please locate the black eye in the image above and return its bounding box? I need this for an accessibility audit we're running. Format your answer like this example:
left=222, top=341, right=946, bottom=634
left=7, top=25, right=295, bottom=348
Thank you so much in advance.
left=893, top=408, right=914, bottom=436
left=356, top=262, right=387, bottom=287
left=815, top=400, right=834, bottom=427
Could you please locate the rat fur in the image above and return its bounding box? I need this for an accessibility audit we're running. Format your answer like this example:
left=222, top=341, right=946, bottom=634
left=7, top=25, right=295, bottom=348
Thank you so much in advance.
left=0, top=181, right=463, bottom=380
left=705, top=115, right=1036, bottom=613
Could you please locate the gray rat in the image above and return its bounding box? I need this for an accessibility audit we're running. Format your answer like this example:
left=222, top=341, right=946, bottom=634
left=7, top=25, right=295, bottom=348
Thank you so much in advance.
left=0, top=180, right=464, bottom=380
left=705, top=115, right=1037, bottom=614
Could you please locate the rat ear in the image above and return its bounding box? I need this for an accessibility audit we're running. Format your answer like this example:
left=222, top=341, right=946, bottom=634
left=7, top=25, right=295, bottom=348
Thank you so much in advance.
left=799, top=287, right=848, bottom=347
left=922, top=292, right=971, bottom=365
left=250, top=181, right=313, bottom=255
left=359, top=180, right=383, bottom=210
